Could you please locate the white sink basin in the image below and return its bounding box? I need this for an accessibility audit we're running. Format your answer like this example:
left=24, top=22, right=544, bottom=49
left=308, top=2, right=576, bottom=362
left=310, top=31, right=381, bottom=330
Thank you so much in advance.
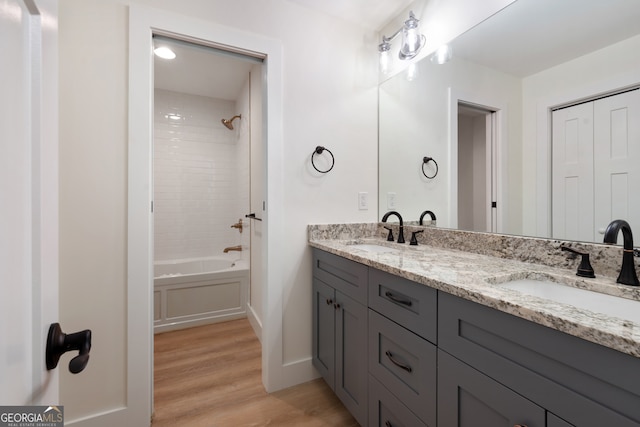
left=348, top=243, right=401, bottom=254
left=501, top=279, right=640, bottom=324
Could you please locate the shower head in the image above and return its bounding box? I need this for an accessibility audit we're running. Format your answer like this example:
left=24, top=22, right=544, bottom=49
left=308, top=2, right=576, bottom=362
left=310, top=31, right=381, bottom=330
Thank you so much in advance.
left=221, top=114, right=242, bottom=130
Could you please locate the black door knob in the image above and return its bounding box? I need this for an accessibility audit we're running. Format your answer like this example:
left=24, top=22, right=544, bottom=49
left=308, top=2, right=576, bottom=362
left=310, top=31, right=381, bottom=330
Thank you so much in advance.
left=46, top=323, right=92, bottom=374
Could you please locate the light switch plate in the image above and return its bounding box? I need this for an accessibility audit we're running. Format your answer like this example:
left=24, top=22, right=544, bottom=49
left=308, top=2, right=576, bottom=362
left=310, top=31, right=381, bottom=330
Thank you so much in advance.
left=387, top=192, right=396, bottom=209
left=358, top=192, right=368, bottom=210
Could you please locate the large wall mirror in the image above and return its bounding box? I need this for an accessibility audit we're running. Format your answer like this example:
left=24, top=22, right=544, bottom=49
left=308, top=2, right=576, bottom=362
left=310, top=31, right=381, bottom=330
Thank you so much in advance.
left=379, top=0, right=640, bottom=243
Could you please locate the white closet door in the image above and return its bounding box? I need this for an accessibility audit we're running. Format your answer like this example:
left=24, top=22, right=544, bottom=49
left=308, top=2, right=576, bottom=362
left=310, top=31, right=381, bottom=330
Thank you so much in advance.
left=552, top=102, right=595, bottom=241
left=593, top=89, right=640, bottom=241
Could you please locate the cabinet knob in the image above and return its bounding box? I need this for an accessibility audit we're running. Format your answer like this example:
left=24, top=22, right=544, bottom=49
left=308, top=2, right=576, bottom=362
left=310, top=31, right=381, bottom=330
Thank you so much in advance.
left=333, top=303, right=341, bottom=309
left=325, top=298, right=333, bottom=305
left=385, top=421, right=393, bottom=427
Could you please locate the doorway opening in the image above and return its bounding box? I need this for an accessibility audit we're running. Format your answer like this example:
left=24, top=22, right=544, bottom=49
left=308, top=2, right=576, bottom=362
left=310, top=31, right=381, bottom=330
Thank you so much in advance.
left=150, top=34, right=266, bottom=412
left=457, top=102, right=497, bottom=233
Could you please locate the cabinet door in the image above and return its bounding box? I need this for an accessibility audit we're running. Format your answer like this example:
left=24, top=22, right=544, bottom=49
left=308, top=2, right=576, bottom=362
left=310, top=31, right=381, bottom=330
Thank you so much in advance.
left=335, top=291, right=368, bottom=426
left=369, top=375, right=428, bottom=427
left=312, top=278, right=335, bottom=389
left=438, top=350, right=545, bottom=427
left=547, top=413, right=575, bottom=427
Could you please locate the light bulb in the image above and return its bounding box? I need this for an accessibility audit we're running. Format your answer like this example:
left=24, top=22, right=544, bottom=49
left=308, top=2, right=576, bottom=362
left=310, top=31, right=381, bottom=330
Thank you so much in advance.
left=154, top=46, right=176, bottom=60
left=379, top=50, right=391, bottom=74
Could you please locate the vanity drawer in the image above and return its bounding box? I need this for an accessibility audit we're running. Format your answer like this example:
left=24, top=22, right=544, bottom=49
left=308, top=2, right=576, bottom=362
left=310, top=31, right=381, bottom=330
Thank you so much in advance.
left=369, top=375, right=429, bottom=427
left=312, top=249, right=368, bottom=303
left=368, top=309, right=436, bottom=426
left=368, top=268, right=437, bottom=343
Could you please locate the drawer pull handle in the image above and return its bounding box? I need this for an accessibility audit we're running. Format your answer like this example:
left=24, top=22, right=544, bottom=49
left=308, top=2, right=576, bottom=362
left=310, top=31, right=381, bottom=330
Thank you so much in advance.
left=334, top=303, right=341, bottom=309
left=385, top=350, right=412, bottom=372
left=385, top=291, right=412, bottom=306
left=326, top=298, right=333, bottom=305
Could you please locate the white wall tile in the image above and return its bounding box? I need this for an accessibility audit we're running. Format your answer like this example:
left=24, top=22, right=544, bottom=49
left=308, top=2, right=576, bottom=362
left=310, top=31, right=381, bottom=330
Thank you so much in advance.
left=154, top=89, right=247, bottom=261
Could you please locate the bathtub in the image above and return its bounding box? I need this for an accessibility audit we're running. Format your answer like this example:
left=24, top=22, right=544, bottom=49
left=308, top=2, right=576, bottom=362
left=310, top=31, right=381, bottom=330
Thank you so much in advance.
left=153, top=255, right=249, bottom=333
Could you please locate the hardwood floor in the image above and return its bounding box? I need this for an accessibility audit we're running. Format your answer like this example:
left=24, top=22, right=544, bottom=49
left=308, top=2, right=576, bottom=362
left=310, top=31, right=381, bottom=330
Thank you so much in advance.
left=153, top=318, right=358, bottom=427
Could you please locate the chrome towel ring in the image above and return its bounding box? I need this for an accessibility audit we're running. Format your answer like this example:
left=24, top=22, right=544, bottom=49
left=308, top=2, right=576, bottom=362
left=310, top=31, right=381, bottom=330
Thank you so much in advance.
left=311, top=146, right=335, bottom=174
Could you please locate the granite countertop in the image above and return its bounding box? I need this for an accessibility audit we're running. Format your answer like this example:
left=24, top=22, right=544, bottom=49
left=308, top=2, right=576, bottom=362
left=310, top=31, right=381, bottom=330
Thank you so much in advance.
left=309, top=234, right=640, bottom=359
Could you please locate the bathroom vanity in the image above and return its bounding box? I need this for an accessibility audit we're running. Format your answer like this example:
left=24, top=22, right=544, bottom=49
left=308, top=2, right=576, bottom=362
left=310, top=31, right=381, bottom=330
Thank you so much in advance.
left=309, top=224, right=640, bottom=427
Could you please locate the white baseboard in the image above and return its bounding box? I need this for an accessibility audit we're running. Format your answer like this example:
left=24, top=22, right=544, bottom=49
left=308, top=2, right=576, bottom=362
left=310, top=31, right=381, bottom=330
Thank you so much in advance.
left=247, top=302, right=262, bottom=343
left=277, top=357, right=320, bottom=391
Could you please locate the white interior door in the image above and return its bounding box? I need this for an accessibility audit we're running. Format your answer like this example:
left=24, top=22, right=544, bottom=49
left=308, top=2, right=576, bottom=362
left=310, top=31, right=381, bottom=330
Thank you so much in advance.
left=0, top=0, right=58, bottom=406
left=593, top=89, right=640, bottom=239
left=551, top=102, right=595, bottom=241
left=552, top=89, right=639, bottom=243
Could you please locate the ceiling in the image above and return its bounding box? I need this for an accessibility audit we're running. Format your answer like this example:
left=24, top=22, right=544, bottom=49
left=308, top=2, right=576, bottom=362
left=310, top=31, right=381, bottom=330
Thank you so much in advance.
left=153, top=0, right=412, bottom=100
left=153, top=38, right=258, bottom=100
left=285, top=0, right=413, bottom=30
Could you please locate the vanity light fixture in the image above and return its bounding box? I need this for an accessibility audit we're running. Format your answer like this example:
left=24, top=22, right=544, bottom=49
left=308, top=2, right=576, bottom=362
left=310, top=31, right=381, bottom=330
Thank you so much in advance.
left=154, top=46, right=176, bottom=60
left=378, top=11, right=426, bottom=73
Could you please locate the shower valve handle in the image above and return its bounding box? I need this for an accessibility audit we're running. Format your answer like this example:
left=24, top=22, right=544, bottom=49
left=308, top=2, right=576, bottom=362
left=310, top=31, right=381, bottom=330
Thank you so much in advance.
left=231, top=219, right=243, bottom=233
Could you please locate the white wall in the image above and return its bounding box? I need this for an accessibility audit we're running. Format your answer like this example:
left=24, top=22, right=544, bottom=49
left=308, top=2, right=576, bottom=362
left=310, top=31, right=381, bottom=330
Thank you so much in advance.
left=154, top=90, right=246, bottom=261
left=58, top=0, right=520, bottom=420
left=521, top=34, right=640, bottom=237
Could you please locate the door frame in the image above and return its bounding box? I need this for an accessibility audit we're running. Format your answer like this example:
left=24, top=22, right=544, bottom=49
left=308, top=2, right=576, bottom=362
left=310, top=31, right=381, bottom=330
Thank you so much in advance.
left=448, top=87, right=507, bottom=233
left=128, top=7, right=285, bottom=415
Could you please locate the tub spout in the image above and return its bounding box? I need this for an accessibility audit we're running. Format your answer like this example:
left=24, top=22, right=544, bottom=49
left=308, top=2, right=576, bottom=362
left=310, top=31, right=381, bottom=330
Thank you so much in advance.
left=223, top=245, right=242, bottom=253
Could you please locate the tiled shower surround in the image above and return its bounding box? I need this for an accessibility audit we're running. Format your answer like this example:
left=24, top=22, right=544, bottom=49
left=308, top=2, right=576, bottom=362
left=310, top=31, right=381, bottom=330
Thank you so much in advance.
left=154, top=89, right=248, bottom=261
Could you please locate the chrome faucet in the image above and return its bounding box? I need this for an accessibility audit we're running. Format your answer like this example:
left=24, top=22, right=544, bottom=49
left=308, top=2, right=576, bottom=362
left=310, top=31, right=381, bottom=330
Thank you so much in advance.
left=382, top=211, right=405, bottom=243
left=419, top=210, right=436, bottom=225
left=602, top=219, right=639, bottom=286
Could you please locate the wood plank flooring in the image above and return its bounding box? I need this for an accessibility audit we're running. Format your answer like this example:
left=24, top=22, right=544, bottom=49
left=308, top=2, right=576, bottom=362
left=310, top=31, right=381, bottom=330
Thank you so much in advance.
left=153, top=318, right=358, bottom=427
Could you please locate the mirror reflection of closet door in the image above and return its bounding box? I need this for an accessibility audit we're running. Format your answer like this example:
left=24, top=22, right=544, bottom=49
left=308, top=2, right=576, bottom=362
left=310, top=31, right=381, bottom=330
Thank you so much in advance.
left=594, top=89, right=640, bottom=242
left=552, top=88, right=640, bottom=243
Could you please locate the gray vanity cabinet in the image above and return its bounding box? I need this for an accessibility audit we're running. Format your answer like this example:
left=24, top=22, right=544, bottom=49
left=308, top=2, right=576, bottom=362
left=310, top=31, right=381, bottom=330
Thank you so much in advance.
left=438, top=349, right=545, bottom=427
left=312, top=249, right=368, bottom=426
left=438, top=292, right=640, bottom=426
left=547, top=413, right=574, bottom=427
left=312, top=247, right=640, bottom=427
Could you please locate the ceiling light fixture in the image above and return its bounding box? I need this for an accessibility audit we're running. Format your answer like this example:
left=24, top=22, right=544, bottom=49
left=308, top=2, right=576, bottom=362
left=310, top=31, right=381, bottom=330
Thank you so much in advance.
left=154, top=46, right=176, bottom=60
left=378, top=11, right=426, bottom=73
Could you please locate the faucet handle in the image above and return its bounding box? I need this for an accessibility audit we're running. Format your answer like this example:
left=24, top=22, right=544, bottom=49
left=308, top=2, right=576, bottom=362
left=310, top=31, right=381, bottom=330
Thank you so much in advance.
left=383, top=226, right=394, bottom=242
left=410, top=230, right=424, bottom=246
left=561, top=246, right=596, bottom=278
